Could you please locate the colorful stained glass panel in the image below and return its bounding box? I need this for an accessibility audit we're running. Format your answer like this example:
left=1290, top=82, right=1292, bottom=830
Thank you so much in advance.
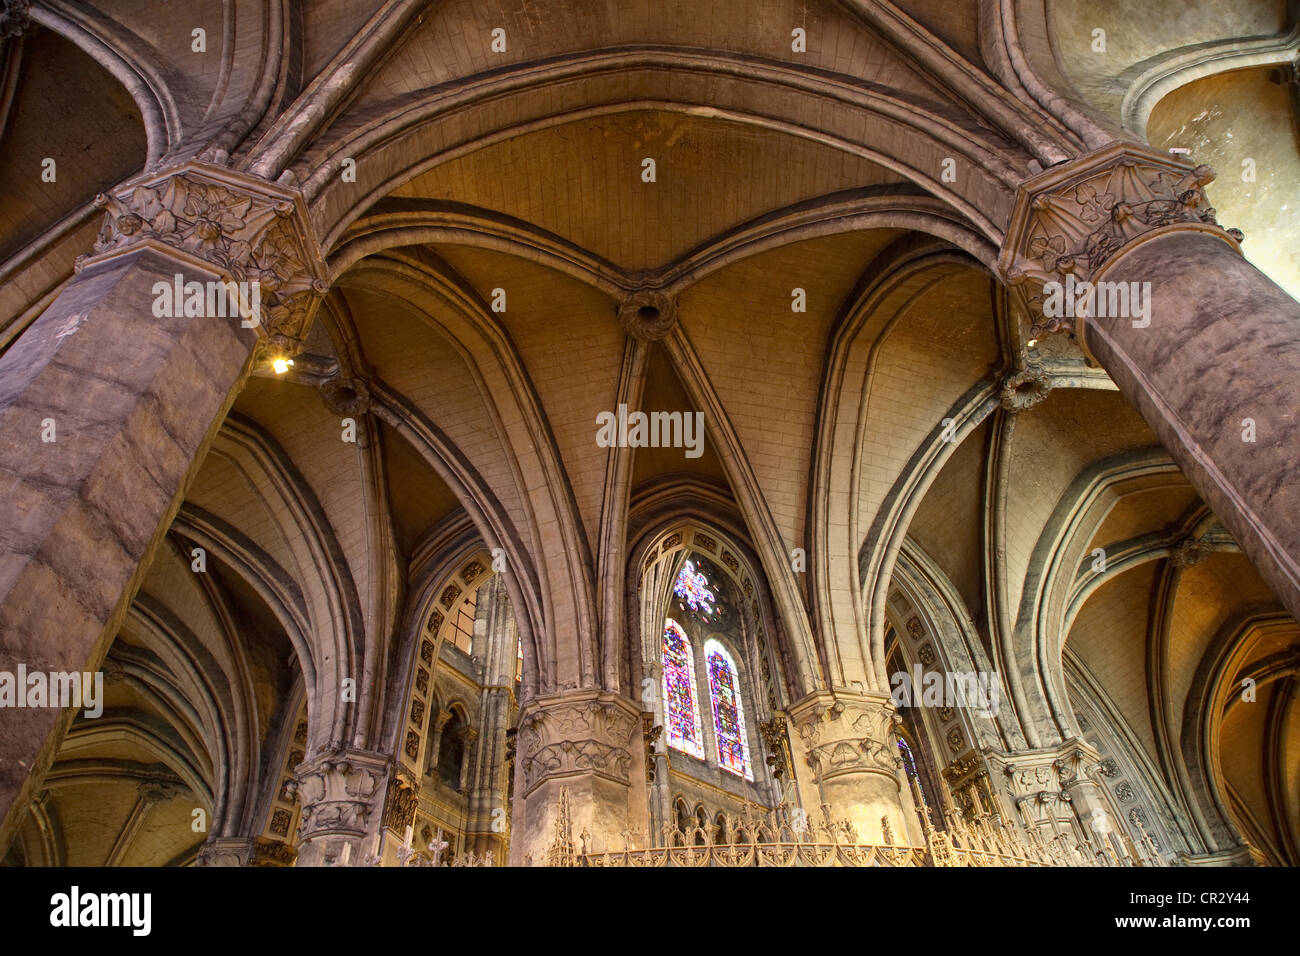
left=662, top=619, right=704, bottom=758
left=705, top=640, right=752, bottom=780
left=674, top=561, right=716, bottom=617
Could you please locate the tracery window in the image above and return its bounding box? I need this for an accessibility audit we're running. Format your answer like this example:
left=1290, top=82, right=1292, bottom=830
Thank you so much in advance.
left=898, top=738, right=918, bottom=777
left=661, top=619, right=704, bottom=758
left=673, top=561, right=716, bottom=618
left=704, top=640, right=753, bottom=780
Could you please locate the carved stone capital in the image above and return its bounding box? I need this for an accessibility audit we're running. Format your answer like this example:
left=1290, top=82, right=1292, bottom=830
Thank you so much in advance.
left=991, top=739, right=1100, bottom=797
left=194, top=837, right=254, bottom=867
left=987, top=738, right=1102, bottom=830
left=617, top=290, right=677, bottom=341
left=1, top=0, right=31, bottom=38
left=516, top=691, right=640, bottom=795
left=290, top=749, right=389, bottom=840
left=999, top=142, right=1242, bottom=344
left=77, top=162, right=330, bottom=350
left=788, top=692, right=901, bottom=784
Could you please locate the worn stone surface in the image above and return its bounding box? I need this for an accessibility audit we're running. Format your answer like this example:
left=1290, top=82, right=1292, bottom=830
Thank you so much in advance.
left=0, top=247, right=257, bottom=846
left=1088, top=229, right=1300, bottom=619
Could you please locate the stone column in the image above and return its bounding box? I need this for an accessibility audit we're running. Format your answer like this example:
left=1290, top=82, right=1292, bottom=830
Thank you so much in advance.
left=1001, top=142, right=1300, bottom=620
left=289, top=749, right=390, bottom=867
left=788, top=690, right=910, bottom=844
left=460, top=575, right=517, bottom=859
left=0, top=162, right=328, bottom=847
left=511, top=690, right=640, bottom=865
left=457, top=728, right=479, bottom=792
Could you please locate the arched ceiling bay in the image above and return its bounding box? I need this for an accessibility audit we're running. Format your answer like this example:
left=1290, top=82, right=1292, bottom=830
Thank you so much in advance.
left=1049, top=0, right=1288, bottom=125
left=389, top=111, right=906, bottom=273
left=1146, top=66, right=1300, bottom=300
left=0, top=28, right=146, bottom=264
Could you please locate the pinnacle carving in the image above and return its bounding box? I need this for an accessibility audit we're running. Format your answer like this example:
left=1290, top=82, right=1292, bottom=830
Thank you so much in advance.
left=1000, top=143, right=1243, bottom=342
left=78, top=163, right=329, bottom=353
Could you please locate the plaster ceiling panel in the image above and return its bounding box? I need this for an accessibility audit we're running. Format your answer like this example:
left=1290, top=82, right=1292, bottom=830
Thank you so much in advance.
left=631, top=342, right=728, bottom=490
left=431, top=244, right=623, bottom=553
left=679, top=229, right=901, bottom=550
left=1086, top=484, right=1201, bottom=552
left=380, top=418, right=465, bottom=558
left=908, top=417, right=991, bottom=626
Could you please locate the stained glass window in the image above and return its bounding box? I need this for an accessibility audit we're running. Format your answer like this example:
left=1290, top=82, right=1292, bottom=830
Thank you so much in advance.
left=674, top=561, right=716, bottom=618
left=898, top=738, right=917, bottom=777
left=661, top=619, right=704, bottom=758
left=704, top=640, right=752, bottom=780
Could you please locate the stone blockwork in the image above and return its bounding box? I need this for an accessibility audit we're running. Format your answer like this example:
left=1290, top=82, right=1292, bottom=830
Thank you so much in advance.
left=512, top=691, right=641, bottom=863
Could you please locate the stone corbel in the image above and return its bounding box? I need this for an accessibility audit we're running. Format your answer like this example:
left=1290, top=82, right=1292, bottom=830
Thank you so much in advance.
left=289, top=749, right=388, bottom=842
left=789, top=692, right=901, bottom=785
left=516, top=691, right=640, bottom=795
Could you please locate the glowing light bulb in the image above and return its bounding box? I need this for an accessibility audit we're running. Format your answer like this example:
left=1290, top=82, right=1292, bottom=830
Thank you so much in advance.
left=272, top=358, right=294, bottom=374
left=1026, top=339, right=1038, bottom=348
